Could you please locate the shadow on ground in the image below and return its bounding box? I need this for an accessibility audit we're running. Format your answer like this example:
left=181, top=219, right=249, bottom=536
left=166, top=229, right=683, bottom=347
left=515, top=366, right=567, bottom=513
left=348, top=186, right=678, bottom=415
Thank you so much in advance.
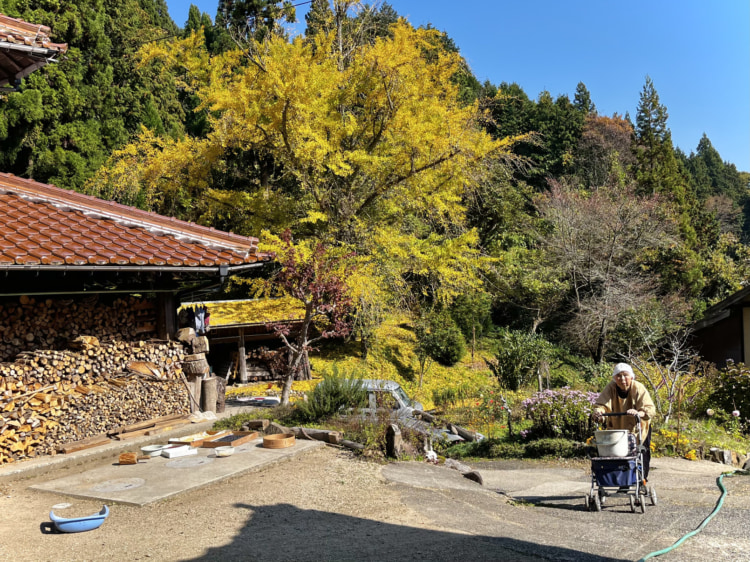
left=185, top=502, right=628, bottom=562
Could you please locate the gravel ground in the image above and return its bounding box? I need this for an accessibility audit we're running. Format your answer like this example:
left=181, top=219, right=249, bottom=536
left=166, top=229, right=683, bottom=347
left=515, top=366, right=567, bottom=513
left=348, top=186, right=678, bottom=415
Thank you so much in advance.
left=0, top=447, right=439, bottom=562
left=1, top=447, right=748, bottom=562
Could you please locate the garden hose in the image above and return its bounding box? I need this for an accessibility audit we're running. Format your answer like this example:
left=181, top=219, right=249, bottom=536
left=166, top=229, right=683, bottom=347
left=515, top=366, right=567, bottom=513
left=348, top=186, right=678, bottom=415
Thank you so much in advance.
left=637, top=469, right=749, bottom=561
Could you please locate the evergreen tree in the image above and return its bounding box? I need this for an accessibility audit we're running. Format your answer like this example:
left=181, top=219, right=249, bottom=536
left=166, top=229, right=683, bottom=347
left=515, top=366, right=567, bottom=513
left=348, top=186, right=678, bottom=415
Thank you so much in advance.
left=0, top=0, right=183, bottom=191
left=216, top=0, right=296, bottom=42
left=305, top=0, right=335, bottom=37
left=634, top=76, right=682, bottom=196
left=573, top=81, right=596, bottom=115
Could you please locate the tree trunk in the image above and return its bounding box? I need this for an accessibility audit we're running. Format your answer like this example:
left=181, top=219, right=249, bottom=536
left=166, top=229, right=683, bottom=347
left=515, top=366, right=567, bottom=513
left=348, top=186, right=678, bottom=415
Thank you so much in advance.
left=281, top=374, right=294, bottom=406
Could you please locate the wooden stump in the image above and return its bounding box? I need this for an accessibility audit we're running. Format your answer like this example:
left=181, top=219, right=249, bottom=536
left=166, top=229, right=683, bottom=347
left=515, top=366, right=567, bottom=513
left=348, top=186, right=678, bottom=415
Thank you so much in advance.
left=186, top=374, right=203, bottom=413
left=201, top=377, right=218, bottom=413
left=192, top=336, right=209, bottom=354
left=215, top=377, right=226, bottom=413
left=386, top=424, right=404, bottom=458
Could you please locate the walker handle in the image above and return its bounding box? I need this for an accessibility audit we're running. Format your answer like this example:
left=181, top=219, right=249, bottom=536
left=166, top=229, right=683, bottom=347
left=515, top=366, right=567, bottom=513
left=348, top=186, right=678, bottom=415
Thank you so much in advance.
left=597, top=412, right=643, bottom=440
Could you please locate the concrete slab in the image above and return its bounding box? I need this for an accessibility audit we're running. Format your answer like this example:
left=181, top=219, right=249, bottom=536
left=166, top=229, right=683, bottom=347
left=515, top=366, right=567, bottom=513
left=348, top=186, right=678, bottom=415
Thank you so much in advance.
left=0, top=404, right=268, bottom=482
left=30, top=437, right=324, bottom=506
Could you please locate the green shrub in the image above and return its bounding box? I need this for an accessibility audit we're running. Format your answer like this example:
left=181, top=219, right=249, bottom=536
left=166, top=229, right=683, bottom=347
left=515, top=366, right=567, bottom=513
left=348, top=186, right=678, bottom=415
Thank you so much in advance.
left=443, top=438, right=498, bottom=459
left=296, top=373, right=367, bottom=422
left=706, top=361, right=750, bottom=434
left=485, top=329, right=553, bottom=391
left=489, top=441, right=527, bottom=458
left=524, top=438, right=583, bottom=458
left=444, top=437, right=584, bottom=459
left=522, top=387, right=598, bottom=441
left=449, top=291, right=493, bottom=341
left=424, top=310, right=466, bottom=366
left=431, top=383, right=474, bottom=408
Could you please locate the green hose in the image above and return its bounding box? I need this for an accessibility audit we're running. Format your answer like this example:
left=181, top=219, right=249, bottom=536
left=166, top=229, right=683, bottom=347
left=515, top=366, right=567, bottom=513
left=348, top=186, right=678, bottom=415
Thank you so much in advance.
left=638, top=469, right=748, bottom=561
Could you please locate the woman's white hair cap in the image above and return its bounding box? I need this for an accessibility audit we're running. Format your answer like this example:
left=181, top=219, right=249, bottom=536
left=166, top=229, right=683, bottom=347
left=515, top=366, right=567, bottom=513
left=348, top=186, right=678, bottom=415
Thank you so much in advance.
left=612, top=362, right=635, bottom=379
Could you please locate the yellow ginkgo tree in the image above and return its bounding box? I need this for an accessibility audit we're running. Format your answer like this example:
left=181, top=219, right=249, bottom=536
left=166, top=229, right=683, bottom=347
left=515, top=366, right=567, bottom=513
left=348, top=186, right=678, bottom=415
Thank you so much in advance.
left=89, top=20, right=517, bottom=337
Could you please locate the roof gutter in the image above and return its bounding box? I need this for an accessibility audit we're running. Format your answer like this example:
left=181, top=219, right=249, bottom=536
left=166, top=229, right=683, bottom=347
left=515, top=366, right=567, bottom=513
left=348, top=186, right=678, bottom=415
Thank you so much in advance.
left=0, top=43, right=63, bottom=58
left=0, top=262, right=267, bottom=275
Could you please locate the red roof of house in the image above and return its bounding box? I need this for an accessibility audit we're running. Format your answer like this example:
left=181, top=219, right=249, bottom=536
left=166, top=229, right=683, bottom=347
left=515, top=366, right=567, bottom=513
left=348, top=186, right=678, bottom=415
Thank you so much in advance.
left=0, top=13, right=68, bottom=87
left=0, top=173, right=271, bottom=270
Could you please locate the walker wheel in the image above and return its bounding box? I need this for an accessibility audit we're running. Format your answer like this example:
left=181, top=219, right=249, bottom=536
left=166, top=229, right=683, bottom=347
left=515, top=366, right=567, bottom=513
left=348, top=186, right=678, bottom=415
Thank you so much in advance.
left=592, top=492, right=602, bottom=512
left=584, top=495, right=591, bottom=510
left=639, top=495, right=646, bottom=514
left=629, top=494, right=636, bottom=513
left=649, top=486, right=658, bottom=506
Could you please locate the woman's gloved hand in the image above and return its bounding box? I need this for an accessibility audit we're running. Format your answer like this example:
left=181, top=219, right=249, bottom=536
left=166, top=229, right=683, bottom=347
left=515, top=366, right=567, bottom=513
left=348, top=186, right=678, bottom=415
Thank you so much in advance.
left=626, top=409, right=641, bottom=417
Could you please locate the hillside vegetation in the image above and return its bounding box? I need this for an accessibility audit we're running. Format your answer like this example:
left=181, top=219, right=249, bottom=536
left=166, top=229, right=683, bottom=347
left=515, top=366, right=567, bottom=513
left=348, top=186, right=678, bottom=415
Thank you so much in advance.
left=2, top=1, right=749, bottom=456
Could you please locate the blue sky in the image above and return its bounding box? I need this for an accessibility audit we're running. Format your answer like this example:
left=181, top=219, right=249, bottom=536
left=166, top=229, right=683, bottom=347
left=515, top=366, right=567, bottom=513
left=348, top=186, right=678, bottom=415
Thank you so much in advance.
left=165, top=0, right=750, bottom=172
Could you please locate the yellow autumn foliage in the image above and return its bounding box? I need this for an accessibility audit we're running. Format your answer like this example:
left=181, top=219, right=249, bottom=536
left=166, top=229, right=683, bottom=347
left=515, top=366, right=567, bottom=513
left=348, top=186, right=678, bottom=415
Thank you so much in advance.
left=180, top=297, right=304, bottom=327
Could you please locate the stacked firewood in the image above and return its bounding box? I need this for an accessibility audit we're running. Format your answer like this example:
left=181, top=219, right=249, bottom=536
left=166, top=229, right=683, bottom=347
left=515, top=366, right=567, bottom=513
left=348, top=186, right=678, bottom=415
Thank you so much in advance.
left=0, top=295, right=156, bottom=363
left=0, top=337, right=190, bottom=464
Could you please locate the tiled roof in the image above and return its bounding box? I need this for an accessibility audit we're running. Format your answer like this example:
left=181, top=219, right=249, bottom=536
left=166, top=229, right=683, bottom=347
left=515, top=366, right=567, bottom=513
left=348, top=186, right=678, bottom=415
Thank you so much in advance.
left=0, top=13, right=68, bottom=87
left=0, top=173, right=272, bottom=270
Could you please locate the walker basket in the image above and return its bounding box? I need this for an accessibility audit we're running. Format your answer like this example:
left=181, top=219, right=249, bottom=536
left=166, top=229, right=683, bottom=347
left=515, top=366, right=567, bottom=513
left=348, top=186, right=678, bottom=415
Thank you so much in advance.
left=592, top=458, right=637, bottom=487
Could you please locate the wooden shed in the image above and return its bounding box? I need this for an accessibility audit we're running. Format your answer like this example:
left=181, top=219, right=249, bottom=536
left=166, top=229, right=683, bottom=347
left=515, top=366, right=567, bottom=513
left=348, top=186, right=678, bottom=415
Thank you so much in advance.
left=692, top=286, right=750, bottom=368
left=0, top=13, right=67, bottom=90
left=0, top=173, right=273, bottom=462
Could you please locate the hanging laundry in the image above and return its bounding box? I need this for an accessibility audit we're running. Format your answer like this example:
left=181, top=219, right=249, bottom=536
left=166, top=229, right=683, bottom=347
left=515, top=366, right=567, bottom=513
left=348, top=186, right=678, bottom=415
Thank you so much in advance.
left=186, top=307, right=196, bottom=330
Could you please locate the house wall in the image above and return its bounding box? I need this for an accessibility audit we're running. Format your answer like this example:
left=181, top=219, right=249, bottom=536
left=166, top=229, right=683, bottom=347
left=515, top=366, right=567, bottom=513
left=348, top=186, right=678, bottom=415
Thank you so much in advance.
left=692, top=309, right=743, bottom=368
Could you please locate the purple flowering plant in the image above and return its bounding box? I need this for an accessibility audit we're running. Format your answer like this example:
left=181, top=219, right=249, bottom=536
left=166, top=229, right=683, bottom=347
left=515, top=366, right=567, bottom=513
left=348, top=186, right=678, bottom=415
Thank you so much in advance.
left=522, top=387, right=599, bottom=441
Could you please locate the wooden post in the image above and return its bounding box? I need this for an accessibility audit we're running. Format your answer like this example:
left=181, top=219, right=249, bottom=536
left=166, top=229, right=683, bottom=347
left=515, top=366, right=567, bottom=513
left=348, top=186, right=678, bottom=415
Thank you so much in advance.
left=156, top=292, right=176, bottom=340
left=238, top=328, right=248, bottom=383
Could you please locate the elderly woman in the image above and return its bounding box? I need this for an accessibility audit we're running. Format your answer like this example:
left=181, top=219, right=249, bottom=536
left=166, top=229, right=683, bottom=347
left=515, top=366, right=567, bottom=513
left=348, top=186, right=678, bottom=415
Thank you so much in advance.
left=594, top=362, right=656, bottom=481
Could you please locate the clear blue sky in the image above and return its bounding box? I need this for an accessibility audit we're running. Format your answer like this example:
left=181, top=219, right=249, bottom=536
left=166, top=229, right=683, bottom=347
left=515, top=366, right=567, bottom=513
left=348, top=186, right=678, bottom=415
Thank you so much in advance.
left=166, top=0, right=750, bottom=172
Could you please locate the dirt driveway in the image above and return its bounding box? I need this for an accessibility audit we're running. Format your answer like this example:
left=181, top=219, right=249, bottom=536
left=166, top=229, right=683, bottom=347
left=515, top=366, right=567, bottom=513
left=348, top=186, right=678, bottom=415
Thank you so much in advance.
left=0, top=448, right=748, bottom=561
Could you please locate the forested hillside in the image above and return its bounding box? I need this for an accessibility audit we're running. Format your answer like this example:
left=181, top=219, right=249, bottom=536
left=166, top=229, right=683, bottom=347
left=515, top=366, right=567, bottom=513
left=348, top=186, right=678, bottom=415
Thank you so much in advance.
left=2, top=0, right=749, bottom=368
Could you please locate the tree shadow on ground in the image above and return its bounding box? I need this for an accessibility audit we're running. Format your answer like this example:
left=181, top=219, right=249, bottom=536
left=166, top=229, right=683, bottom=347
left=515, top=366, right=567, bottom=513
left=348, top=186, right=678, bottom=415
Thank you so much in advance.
left=185, top=502, right=629, bottom=561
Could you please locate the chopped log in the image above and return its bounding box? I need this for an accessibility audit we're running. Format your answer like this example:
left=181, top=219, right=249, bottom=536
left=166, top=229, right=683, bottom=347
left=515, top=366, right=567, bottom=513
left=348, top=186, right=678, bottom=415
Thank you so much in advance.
left=191, top=336, right=209, bottom=354
left=175, top=328, right=196, bottom=344
left=183, top=358, right=209, bottom=376
left=201, top=377, right=218, bottom=413
left=0, top=295, right=190, bottom=463
left=265, top=422, right=292, bottom=435
left=447, top=423, right=479, bottom=442
left=291, top=427, right=343, bottom=444
left=340, top=439, right=366, bottom=451
left=386, top=424, right=403, bottom=458
left=118, top=452, right=149, bottom=465
left=240, top=419, right=270, bottom=431
left=414, top=410, right=436, bottom=423
left=215, top=377, right=226, bottom=414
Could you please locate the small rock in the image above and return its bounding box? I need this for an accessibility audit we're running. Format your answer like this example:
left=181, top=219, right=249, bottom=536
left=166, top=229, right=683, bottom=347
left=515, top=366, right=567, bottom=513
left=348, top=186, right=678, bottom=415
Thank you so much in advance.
left=462, top=470, right=484, bottom=486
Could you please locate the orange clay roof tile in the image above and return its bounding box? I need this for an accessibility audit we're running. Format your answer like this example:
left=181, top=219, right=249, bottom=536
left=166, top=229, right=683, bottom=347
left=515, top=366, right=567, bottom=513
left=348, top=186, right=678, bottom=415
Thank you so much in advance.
left=0, top=173, right=272, bottom=270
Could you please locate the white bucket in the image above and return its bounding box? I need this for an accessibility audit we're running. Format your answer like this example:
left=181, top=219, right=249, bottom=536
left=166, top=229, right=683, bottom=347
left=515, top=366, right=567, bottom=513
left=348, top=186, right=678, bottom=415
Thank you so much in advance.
left=594, top=430, right=629, bottom=457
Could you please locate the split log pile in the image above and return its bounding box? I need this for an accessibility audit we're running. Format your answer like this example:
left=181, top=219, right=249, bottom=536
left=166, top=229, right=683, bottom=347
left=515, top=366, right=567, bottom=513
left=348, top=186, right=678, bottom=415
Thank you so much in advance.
left=0, top=337, right=190, bottom=464
left=0, top=295, right=157, bottom=363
